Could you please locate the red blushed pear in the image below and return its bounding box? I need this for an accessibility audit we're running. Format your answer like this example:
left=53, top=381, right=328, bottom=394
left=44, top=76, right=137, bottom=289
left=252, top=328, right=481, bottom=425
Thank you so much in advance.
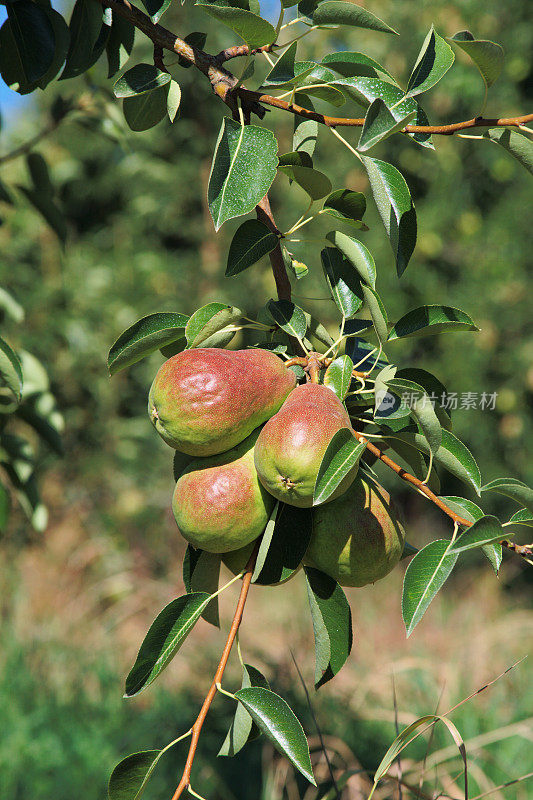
left=305, top=476, right=405, bottom=587
left=254, top=383, right=359, bottom=508
left=172, top=429, right=275, bottom=553
left=148, top=348, right=296, bottom=456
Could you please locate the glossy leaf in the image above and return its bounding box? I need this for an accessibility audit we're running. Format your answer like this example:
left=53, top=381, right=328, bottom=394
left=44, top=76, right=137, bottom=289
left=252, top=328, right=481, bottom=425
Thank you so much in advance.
left=185, top=302, right=242, bottom=348
left=254, top=504, right=313, bottom=585
left=293, top=97, right=318, bottom=157
left=387, top=430, right=481, bottom=495
left=182, top=546, right=220, bottom=627
left=196, top=4, right=276, bottom=49
left=114, top=63, right=170, bottom=97
left=267, top=299, right=307, bottom=341
left=481, top=478, right=533, bottom=514
left=108, top=750, right=164, bottom=800
left=305, top=567, right=353, bottom=689
left=226, top=220, right=278, bottom=277
left=219, top=664, right=270, bottom=756
left=450, top=30, right=504, bottom=90
left=358, top=99, right=416, bottom=151
left=321, top=247, right=364, bottom=317
left=106, top=15, right=135, bottom=78
left=406, top=25, right=455, bottom=97
left=208, top=118, right=278, bottom=230
left=140, top=0, right=172, bottom=24
left=3, top=1, right=56, bottom=89
left=322, top=189, right=366, bottom=223
left=0, top=337, right=23, bottom=403
left=325, top=232, right=376, bottom=287
left=388, top=305, right=478, bottom=340
left=278, top=151, right=313, bottom=169
left=440, top=495, right=483, bottom=524
left=450, top=515, right=505, bottom=554
left=361, top=284, right=388, bottom=344
left=234, top=687, right=316, bottom=785
left=361, top=156, right=416, bottom=276
left=509, top=507, right=533, bottom=527
left=321, top=50, right=395, bottom=80
left=314, top=428, right=366, bottom=505
left=386, top=378, right=442, bottom=456
left=167, top=80, right=181, bottom=122
left=108, top=312, right=189, bottom=374
left=312, top=2, right=397, bottom=35
left=279, top=165, right=332, bottom=200
left=124, top=592, right=212, bottom=696
left=402, top=539, right=458, bottom=636
left=483, top=129, right=533, bottom=176
left=60, top=0, right=106, bottom=80
left=122, top=84, right=169, bottom=131
left=262, top=42, right=306, bottom=87
left=323, top=355, right=354, bottom=400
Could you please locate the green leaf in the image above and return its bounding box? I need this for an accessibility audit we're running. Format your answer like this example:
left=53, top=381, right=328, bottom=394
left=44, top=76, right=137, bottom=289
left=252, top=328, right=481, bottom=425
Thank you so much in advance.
left=124, top=592, right=212, bottom=697
left=2, top=464, right=47, bottom=531
left=330, top=77, right=433, bottom=151
left=36, top=7, right=70, bottom=90
left=234, top=687, right=316, bottom=785
left=122, top=84, right=169, bottom=131
left=449, top=515, right=505, bottom=555
left=219, top=664, right=270, bottom=756
left=3, top=1, right=56, bottom=89
left=279, top=165, right=332, bottom=200
left=322, top=189, right=366, bottom=223
left=440, top=495, right=504, bottom=573
left=18, top=186, right=67, bottom=242
left=293, top=99, right=318, bottom=157
left=106, top=15, right=135, bottom=78
left=312, top=1, right=397, bottom=35
left=167, top=80, right=181, bottom=122
left=449, top=30, right=504, bottom=90
left=262, top=41, right=304, bottom=87
left=388, top=305, right=478, bottom=340
left=483, top=129, right=533, bottom=176
left=358, top=99, right=416, bottom=151
left=0, top=336, right=23, bottom=403
left=0, top=288, right=24, bottom=323
left=321, top=247, right=364, bottom=317
left=361, top=284, right=388, bottom=344
left=406, top=25, right=454, bottom=98
left=387, top=430, right=481, bottom=495
left=253, top=504, right=313, bottom=586
left=313, top=428, right=366, bottom=505
left=323, top=355, right=354, bottom=400
left=108, top=750, right=164, bottom=800
left=283, top=248, right=309, bottom=280
left=16, top=392, right=64, bottom=456
left=321, top=51, right=395, bottom=81
left=509, top=507, right=533, bottom=527
left=361, top=156, right=416, bottom=277
left=60, top=0, right=106, bottom=81
left=226, top=220, right=278, bottom=277
left=481, top=478, right=533, bottom=514
left=27, top=152, right=53, bottom=195
left=182, top=546, right=220, bottom=627
left=140, top=0, right=172, bottom=24
left=386, top=378, right=442, bottom=456
left=108, top=312, right=189, bottom=375
left=325, top=232, right=376, bottom=287
left=185, top=302, right=242, bottom=348
left=304, top=567, right=353, bottom=689
left=208, top=118, right=278, bottom=231
left=402, top=539, right=458, bottom=636
left=267, top=299, right=307, bottom=341
left=196, top=4, right=276, bottom=49
left=113, top=63, right=171, bottom=98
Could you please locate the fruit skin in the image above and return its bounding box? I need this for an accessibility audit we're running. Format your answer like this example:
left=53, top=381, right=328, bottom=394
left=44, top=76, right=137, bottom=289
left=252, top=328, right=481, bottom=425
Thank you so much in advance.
left=254, top=383, right=359, bottom=507
left=172, top=429, right=275, bottom=553
left=305, top=476, right=405, bottom=587
left=148, top=348, right=296, bottom=456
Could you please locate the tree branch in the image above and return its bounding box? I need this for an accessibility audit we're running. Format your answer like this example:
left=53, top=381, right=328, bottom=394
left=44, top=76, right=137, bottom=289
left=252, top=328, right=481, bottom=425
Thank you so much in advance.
left=170, top=544, right=258, bottom=800
left=256, top=194, right=292, bottom=302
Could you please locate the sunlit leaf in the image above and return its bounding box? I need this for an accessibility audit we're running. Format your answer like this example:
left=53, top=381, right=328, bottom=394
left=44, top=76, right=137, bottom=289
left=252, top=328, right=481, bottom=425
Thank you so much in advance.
left=402, top=539, right=458, bottom=636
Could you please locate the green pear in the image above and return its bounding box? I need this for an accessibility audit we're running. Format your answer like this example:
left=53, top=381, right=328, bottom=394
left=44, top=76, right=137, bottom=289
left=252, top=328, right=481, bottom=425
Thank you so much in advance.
left=221, top=541, right=300, bottom=586
left=305, top=476, right=405, bottom=587
left=148, top=348, right=296, bottom=456
left=172, top=429, right=275, bottom=553
left=253, top=383, right=359, bottom=507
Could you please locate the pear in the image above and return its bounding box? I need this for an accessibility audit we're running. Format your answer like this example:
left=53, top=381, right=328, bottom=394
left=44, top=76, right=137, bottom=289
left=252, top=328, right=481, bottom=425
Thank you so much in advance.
left=172, top=429, right=274, bottom=553
left=254, top=383, right=359, bottom=507
left=149, top=348, right=296, bottom=456
left=305, top=476, right=405, bottom=587
left=221, top=541, right=301, bottom=585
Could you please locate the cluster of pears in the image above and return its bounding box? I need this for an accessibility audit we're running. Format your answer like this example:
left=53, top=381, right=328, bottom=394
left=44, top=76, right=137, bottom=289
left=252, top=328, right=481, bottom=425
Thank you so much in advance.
left=148, top=347, right=405, bottom=587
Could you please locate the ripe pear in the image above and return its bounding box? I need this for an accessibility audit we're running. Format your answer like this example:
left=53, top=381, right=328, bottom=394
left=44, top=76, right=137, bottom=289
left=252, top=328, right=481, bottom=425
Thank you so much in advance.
left=149, top=348, right=296, bottom=456
left=172, top=429, right=275, bottom=553
left=254, top=383, right=358, bottom=507
left=305, top=476, right=405, bottom=587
